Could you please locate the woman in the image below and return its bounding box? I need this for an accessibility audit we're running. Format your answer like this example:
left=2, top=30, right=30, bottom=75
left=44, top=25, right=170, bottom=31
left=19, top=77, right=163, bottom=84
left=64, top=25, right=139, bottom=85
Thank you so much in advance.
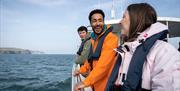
left=106, top=3, right=180, bottom=91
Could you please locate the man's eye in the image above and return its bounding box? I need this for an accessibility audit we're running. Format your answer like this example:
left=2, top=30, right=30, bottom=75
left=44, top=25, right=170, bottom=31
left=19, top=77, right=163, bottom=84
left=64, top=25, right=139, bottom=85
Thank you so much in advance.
left=92, top=20, right=96, bottom=23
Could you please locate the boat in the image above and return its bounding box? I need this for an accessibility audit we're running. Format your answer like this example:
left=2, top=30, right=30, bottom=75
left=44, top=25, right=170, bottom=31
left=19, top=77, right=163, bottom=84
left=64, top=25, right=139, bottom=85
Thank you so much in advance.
left=72, top=64, right=93, bottom=91
left=71, top=16, right=180, bottom=91
left=106, top=17, right=180, bottom=48
left=72, top=0, right=180, bottom=90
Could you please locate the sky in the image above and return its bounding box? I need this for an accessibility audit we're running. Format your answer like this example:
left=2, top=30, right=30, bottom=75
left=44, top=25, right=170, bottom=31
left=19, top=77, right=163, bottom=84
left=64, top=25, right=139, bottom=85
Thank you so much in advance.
left=0, top=0, right=180, bottom=54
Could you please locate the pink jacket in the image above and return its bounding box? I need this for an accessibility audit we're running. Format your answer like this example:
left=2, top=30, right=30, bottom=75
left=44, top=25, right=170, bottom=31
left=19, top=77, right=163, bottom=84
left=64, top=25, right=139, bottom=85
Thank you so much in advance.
left=115, top=22, right=180, bottom=91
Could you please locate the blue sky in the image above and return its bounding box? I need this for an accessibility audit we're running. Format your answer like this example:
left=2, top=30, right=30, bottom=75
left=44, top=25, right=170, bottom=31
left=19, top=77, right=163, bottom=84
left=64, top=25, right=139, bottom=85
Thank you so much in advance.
left=0, top=0, right=180, bottom=54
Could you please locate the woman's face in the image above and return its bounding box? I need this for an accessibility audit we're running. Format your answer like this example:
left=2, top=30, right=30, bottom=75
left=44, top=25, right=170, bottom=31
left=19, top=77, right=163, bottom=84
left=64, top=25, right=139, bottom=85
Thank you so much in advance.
left=120, top=10, right=130, bottom=35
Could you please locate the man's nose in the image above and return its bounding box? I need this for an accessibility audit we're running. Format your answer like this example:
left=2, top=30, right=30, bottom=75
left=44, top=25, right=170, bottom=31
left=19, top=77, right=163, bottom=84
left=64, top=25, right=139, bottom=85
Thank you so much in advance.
left=96, top=21, right=100, bottom=26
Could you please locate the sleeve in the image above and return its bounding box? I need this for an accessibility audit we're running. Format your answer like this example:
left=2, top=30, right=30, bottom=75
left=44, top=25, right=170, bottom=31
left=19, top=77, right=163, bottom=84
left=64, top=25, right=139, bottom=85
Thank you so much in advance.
left=79, top=60, right=91, bottom=74
left=75, top=40, right=91, bottom=65
left=150, top=41, right=180, bottom=91
left=83, top=34, right=118, bottom=86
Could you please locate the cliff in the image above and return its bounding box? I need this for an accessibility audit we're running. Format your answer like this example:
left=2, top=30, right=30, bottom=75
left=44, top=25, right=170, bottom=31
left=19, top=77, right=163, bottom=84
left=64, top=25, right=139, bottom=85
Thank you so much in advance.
left=0, top=48, right=44, bottom=54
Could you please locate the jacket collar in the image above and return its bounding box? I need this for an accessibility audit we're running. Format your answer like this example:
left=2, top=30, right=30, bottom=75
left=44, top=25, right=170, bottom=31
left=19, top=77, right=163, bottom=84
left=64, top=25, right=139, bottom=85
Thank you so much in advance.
left=120, top=22, right=168, bottom=53
left=81, top=32, right=91, bottom=42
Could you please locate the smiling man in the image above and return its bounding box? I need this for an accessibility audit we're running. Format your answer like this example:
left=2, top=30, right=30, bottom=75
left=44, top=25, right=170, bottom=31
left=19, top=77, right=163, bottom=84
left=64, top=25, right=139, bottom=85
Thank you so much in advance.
left=74, top=9, right=118, bottom=91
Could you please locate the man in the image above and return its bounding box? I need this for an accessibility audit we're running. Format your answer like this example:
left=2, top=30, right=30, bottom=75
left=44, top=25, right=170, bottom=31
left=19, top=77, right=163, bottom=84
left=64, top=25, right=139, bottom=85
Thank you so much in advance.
left=74, top=9, right=118, bottom=91
left=76, top=26, right=91, bottom=66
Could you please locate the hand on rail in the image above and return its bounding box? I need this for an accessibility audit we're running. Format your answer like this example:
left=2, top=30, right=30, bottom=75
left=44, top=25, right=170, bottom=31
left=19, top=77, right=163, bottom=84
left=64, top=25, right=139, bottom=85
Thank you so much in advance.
left=74, top=82, right=85, bottom=91
left=73, top=69, right=80, bottom=77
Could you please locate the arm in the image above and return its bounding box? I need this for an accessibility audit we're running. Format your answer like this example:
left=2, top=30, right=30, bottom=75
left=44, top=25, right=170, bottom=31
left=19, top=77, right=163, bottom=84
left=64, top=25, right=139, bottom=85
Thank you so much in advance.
left=150, top=41, right=180, bottom=91
left=79, top=60, right=91, bottom=74
left=75, top=40, right=91, bottom=64
left=83, top=34, right=118, bottom=86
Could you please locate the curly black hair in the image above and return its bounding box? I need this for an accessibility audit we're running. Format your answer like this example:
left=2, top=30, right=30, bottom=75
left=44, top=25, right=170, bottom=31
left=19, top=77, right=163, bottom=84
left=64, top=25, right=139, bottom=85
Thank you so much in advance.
left=88, top=9, right=105, bottom=22
left=77, top=26, right=88, bottom=33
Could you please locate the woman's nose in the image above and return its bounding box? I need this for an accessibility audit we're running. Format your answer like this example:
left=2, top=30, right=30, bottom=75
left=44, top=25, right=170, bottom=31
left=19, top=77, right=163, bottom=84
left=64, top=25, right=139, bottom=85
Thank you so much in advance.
left=119, top=20, right=122, bottom=26
left=120, top=19, right=123, bottom=24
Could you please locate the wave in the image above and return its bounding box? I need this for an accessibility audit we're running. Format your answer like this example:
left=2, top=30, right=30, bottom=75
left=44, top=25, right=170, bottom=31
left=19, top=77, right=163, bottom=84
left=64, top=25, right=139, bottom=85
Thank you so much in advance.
left=0, top=77, right=71, bottom=91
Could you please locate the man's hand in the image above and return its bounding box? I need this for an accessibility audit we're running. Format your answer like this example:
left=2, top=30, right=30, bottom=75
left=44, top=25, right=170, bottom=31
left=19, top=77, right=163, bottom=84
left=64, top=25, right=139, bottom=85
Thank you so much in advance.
left=73, top=69, right=80, bottom=77
left=74, top=82, right=85, bottom=91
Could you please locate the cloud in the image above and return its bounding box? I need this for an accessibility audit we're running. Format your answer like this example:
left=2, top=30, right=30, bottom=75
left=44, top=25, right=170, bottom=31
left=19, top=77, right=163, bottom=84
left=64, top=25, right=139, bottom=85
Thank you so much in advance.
left=19, top=0, right=67, bottom=7
left=0, top=7, right=23, bottom=25
left=91, top=0, right=126, bottom=10
left=91, top=1, right=112, bottom=10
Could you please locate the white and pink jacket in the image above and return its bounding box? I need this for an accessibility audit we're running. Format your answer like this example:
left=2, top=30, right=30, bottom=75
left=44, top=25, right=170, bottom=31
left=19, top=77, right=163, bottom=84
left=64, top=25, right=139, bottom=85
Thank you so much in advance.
left=114, top=22, right=180, bottom=91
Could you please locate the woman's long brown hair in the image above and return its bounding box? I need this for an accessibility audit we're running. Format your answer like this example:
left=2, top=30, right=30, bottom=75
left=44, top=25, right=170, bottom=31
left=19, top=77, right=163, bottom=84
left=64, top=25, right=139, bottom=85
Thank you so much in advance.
left=127, top=3, right=157, bottom=42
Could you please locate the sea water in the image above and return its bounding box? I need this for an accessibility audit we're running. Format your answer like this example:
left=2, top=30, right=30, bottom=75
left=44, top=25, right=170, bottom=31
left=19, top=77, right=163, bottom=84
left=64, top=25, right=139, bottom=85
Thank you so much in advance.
left=0, top=54, right=75, bottom=91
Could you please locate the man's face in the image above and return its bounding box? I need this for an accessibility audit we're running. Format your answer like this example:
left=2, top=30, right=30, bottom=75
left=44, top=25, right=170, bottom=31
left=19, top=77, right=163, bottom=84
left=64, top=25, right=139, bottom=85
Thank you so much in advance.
left=90, top=13, right=104, bottom=35
left=78, top=30, right=87, bottom=39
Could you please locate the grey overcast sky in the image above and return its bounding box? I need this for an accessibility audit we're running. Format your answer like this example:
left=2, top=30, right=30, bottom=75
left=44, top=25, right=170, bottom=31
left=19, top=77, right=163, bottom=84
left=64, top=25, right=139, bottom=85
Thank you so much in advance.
left=0, top=0, right=180, bottom=54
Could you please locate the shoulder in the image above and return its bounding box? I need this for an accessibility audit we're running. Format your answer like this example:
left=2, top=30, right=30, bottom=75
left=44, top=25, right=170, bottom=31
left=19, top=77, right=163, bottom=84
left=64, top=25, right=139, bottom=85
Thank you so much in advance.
left=148, top=40, right=180, bottom=66
left=105, top=32, right=118, bottom=41
left=84, top=39, right=91, bottom=47
left=85, top=38, right=91, bottom=44
left=151, top=40, right=179, bottom=55
left=103, top=32, right=119, bottom=48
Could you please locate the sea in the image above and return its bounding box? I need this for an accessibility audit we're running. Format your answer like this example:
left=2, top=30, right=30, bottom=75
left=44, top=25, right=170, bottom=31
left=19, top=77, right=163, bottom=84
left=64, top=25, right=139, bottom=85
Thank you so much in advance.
left=0, top=54, right=75, bottom=91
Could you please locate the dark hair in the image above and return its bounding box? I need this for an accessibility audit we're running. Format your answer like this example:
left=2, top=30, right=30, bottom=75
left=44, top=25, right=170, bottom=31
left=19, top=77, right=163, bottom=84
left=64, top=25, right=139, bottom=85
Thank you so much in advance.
left=127, top=3, right=157, bottom=41
left=88, top=9, right=105, bottom=22
left=77, top=26, right=88, bottom=33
